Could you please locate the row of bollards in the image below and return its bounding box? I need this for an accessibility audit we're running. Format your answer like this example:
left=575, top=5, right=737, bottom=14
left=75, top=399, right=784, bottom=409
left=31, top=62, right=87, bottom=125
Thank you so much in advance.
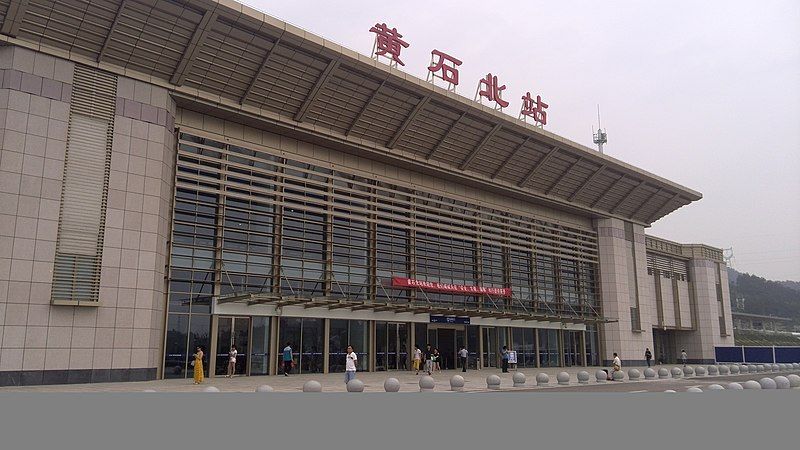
left=664, top=374, right=800, bottom=392
left=188, top=362, right=800, bottom=393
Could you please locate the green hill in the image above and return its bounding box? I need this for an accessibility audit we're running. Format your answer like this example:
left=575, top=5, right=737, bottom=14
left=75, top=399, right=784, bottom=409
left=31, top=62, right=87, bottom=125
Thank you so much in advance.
left=728, top=269, right=800, bottom=329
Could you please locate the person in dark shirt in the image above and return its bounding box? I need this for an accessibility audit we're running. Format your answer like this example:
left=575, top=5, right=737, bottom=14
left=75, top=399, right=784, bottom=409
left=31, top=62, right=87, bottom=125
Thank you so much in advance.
left=424, top=345, right=433, bottom=375
left=645, top=348, right=652, bottom=367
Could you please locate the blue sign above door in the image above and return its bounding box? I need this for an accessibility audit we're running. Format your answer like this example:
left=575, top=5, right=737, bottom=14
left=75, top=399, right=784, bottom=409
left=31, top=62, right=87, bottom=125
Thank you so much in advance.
left=430, top=315, right=470, bottom=325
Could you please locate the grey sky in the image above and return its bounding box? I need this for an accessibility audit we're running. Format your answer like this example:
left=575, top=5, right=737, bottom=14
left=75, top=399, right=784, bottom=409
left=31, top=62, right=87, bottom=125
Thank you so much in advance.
left=248, top=0, right=800, bottom=281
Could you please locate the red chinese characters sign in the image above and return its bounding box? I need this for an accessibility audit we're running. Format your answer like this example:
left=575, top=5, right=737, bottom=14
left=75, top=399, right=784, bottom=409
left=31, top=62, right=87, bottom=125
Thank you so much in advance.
left=520, top=92, right=548, bottom=125
left=392, top=277, right=512, bottom=297
left=477, top=73, right=509, bottom=108
left=428, top=49, right=462, bottom=85
left=370, top=23, right=410, bottom=66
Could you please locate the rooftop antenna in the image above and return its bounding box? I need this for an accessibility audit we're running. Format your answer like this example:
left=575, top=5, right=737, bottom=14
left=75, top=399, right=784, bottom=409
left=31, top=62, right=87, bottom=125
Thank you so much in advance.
left=592, top=105, right=607, bottom=154
left=723, top=247, right=734, bottom=267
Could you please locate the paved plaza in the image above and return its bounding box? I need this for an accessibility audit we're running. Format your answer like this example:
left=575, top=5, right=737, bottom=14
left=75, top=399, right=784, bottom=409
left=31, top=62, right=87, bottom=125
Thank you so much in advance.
left=1, top=365, right=798, bottom=393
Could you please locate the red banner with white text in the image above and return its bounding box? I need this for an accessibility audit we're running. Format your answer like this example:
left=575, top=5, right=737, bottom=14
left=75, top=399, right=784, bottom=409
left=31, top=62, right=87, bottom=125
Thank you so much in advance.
left=391, top=277, right=512, bottom=297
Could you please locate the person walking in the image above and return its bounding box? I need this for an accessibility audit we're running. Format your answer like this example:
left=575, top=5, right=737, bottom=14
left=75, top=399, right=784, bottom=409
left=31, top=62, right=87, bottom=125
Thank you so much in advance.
left=413, top=344, right=422, bottom=375
left=681, top=349, right=688, bottom=367
left=432, top=349, right=441, bottom=373
left=645, top=348, right=652, bottom=368
left=424, top=344, right=433, bottom=375
left=344, top=345, right=358, bottom=385
left=609, top=352, right=622, bottom=380
left=192, top=346, right=204, bottom=384
left=282, top=342, right=293, bottom=376
left=226, top=345, right=238, bottom=377
left=459, top=346, right=468, bottom=372
left=501, top=346, right=510, bottom=373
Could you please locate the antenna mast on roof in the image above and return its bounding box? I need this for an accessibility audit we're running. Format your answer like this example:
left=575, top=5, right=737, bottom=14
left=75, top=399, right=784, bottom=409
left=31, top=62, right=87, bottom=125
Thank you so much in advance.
left=592, top=105, right=608, bottom=154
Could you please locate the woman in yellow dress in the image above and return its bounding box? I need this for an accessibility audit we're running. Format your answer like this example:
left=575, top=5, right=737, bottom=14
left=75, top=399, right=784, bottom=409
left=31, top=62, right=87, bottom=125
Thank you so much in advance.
left=192, top=346, right=204, bottom=384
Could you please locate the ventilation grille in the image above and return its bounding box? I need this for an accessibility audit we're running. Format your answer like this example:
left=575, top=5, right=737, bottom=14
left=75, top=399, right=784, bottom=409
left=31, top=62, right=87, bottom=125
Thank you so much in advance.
left=51, top=65, right=117, bottom=304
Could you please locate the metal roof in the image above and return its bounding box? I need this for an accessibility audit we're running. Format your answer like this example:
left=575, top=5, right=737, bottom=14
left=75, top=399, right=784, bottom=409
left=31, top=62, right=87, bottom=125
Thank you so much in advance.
left=0, top=0, right=703, bottom=225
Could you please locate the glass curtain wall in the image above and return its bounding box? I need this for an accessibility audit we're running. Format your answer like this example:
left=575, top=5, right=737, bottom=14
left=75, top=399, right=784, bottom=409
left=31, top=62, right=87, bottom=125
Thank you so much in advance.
left=563, top=330, right=583, bottom=366
left=585, top=325, right=600, bottom=366
left=164, top=185, right=217, bottom=379
left=375, top=322, right=408, bottom=371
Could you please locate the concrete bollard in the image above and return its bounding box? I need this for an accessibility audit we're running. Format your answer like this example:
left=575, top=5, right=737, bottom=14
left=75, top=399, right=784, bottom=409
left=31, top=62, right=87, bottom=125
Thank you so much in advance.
left=779, top=363, right=787, bottom=371
left=203, top=386, right=220, bottom=392
left=730, top=365, right=740, bottom=375
left=664, top=390, right=677, bottom=393
left=644, top=368, right=656, bottom=380
left=695, top=366, right=706, bottom=377
left=384, top=378, right=401, bottom=392
left=727, top=382, right=744, bottom=390
left=742, top=380, right=762, bottom=390
left=450, top=375, right=465, bottom=392
left=687, top=387, right=703, bottom=393
left=595, top=370, right=607, bottom=383
left=774, top=376, right=790, bottom=389
left=536, top=373, right=550, bottom=387
left=255, top=385, right=274, bottom=393
left=347, top=379, right=364, bottom=392
left=683, top=366, right=694, bottom=377
left=771, top=364, right=779, bottom=372
left=628, top=369, right=641, bottom=381
left=707, top=365, right=718, bottom=376
left=786, top=374, right=800, bottom=388
left=658, top=368, right=670, bottom=379
left=303, top=380, right=322, bottom=392
left=557, top=372, right=570, bottom=385
left=758, top=378, right=777, bottom=389
left=793, top=363, right=799, bottom=370
left=142, top=389, right=157, bottom=392
left=512, top=372, right=526, bottom=387
left=671, top=367, right=683, bottom=379
left=419, top=376, right=435, bottom=392
left=486, top=374, right=502, bottom=390
left=707, top=384, right=725, bottom=391
left=613, top=370, right=625, bottom=382
left=577, top=371, right=590, bottom=384
left=719, top=365, right=730, bottom=375
left=756, top=365, right=765, bottom=373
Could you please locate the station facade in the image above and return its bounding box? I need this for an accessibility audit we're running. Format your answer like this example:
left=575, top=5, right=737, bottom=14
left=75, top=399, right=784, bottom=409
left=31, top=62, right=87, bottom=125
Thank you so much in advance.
left=0, top=0, right=733, bottom=385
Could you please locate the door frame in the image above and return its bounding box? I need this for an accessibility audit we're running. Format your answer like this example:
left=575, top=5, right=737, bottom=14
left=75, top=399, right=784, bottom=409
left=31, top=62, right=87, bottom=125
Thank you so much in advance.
left=210, top=315, right=252, bottom=377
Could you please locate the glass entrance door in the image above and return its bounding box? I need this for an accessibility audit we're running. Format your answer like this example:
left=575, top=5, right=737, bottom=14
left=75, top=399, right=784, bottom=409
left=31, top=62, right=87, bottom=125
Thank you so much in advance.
left=482, top=327, right=497, bottom=367
left=563, top=330, right=583, bottom=366
left=216, top=317, right=250, bottom=376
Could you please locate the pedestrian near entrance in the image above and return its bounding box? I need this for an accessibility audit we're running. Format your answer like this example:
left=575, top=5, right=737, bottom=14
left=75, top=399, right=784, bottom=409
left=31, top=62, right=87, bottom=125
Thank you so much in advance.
left=192, top=346, right=204, bottom=384
left=609, top=353, right=622, bottom=380
left=459, top=347, right=468, bottom=372
left=226, top=345, right=238, bottom=377
left=413, top=345, right=422, bottom=375
left=282, top=342, right=294, bottom=376
left=433, top=349, right=441, bottom=372
left=424, top=345, right=433, bottom=375
left=645, top=348, right=652, bottom=368
left=501, top=346, right=510, bottom=373
left=681, top=349, right=688, bottom=367
left=345, top=345, right=358, bottom=384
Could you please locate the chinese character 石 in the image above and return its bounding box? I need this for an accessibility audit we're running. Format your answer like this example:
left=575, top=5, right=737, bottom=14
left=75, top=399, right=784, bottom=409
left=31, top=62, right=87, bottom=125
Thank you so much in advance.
left=369, top=23, right=410, bottom=66
left=428, top=49, right=462, bottom=85
left=477, top=73, right=509, bottom=108
left=520, top=92, right=548, bottom=125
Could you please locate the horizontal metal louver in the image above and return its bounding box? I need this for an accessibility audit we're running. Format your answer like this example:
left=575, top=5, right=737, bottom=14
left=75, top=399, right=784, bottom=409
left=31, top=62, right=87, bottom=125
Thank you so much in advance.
left=51, top=65, right=117, bottom=304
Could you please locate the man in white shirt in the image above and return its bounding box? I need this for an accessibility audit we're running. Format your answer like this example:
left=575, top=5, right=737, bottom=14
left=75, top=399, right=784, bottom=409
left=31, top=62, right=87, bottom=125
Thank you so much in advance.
left=459, top=347, right=468, bottom=372
left=413, top=345, right=422, bottom=375
left=345, top=345, right=358, bottom=385
left=681, top=349, right=688, bottom=367
left=609, top=352, right=622, bottom=380
left=226, top=345, right=238, bottom=378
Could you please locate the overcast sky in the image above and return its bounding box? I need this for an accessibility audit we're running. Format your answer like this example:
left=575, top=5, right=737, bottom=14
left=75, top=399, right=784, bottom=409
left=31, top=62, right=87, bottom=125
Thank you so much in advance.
left=248, top=0, right=800, bottom=281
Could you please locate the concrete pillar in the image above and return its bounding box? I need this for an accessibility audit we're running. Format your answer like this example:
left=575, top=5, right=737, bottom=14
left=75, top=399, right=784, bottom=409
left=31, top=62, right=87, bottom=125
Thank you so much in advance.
left=595, top=219, right=653, bottom=366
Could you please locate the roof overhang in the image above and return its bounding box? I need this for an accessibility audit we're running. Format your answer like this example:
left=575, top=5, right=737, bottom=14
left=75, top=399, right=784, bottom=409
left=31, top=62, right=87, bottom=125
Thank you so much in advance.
left=0, top=0, right=702, bottom=225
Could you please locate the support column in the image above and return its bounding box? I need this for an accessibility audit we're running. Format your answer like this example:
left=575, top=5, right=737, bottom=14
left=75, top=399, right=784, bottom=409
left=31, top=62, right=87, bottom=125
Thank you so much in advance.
left=323, top=319, right=330, bottom=374
left=595, top=218, right=653, bottom=366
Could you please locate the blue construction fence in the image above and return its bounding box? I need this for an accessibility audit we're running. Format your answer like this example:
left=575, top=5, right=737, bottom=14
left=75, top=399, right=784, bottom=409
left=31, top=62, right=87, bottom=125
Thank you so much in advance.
left=715, top=346, right=800, bottom=364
